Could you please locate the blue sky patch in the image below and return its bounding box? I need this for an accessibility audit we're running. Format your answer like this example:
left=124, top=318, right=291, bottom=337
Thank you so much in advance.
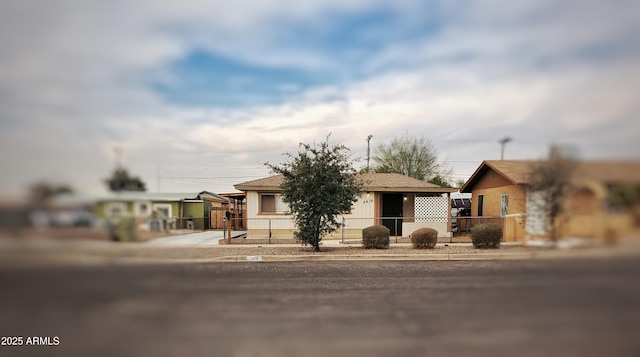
left=154, top=51, right=335, bottom=107
left=154, top=5, right=445, bottom=108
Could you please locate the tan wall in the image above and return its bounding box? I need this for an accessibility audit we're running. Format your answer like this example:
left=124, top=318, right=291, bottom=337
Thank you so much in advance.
left=470, top=167, right=526, bottom=216
left=403, top=194, right=414, bottom=222
left=245, top=190, right=452, bottom=238
left=247, top=228, right=365, bottom=240
left=468, top=169, right=640, bottom=242
left=525, top=187, right=636, bottom=241
left=558, top=212, right=634, bottom=240
left=245, top=191, right=377, bottom=232
left=471, top=185, right=526, bottom=217
left=473, top=169, right=513, bottom=190
left=468, top=168, right=527, bottom=241
left=503, top=214, right=526, bottom=242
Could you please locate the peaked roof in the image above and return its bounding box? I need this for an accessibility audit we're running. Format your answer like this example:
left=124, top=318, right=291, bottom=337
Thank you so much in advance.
left=460, top=160, right=531, bottom=193
left=359, top=173, right=456, bottom=192
left=235, top=172, right=457, bottom=193
left=460, top=160, right=640, bottom=193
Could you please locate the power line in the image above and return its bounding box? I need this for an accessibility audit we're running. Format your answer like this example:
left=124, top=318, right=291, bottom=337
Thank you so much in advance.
left=159, top=175, right=265, bottom=180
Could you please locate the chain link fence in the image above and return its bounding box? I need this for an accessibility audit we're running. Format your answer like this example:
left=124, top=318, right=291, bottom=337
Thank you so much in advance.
left=226, top=216, right=505, bottom=243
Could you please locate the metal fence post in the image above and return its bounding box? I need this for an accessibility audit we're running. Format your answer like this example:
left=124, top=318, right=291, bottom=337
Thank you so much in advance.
left=268, top=219, right=272, bottom=244
left=395, top=218, right=398, bottom=243
left=341, top=216, right=345, bottom=244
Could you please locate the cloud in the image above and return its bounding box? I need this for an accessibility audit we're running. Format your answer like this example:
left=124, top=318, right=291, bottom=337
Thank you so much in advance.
left=0, top=0, right=639, bottom=195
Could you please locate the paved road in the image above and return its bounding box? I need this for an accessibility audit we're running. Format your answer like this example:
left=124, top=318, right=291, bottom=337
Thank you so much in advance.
left=1, top=259, right=639, bottom=357
left=143, top=230, right=244, bottom=247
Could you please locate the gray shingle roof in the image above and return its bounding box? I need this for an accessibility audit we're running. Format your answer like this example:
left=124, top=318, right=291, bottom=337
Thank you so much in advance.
left=235, top=172, right=457, bottom=193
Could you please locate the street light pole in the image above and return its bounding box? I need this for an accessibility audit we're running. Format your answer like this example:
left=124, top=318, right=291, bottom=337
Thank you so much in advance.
left=498, top=137, right=512, bottom=160
left=366, top=135, right=373, bottom=171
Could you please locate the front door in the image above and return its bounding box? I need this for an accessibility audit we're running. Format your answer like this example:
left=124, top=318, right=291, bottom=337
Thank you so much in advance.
left=382, top=193, right=403, bottom=236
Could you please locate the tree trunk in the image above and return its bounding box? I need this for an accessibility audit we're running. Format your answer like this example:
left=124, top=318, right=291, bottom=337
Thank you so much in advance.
left=313, top=216, right=322, bottom=252
left=550, top=215, right=557, bottom=243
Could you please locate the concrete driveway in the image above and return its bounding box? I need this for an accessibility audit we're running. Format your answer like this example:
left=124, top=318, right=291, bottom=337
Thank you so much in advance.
left=143, top=230, right=245, bottom=247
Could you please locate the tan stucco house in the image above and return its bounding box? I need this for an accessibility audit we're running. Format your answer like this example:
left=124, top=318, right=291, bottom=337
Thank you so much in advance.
left=460, top=160, right=640, bottom=242
left=234, top=173, right=458, bottom=239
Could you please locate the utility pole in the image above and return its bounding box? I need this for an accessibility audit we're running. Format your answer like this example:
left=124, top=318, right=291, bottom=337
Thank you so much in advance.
left=114, top=146, right=124, bottom=169
left=366, top=134, right=373, bottom=172
left=498, top=137, right=512, bottom=160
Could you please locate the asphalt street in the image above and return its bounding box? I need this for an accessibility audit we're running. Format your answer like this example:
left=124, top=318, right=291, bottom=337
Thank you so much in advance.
left=1, top=259, right=639, bottom=357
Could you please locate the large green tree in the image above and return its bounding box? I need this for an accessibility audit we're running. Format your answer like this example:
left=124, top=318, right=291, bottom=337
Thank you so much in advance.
left=373, top=134, right=449, bottom=183
left=105, top=168, right=147, bottom=192
left=267, top=137, right=361, bottom=252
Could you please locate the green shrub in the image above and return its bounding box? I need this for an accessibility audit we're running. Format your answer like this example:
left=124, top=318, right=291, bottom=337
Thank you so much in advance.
left=471, top=223, right=502, bottom=248
left=410, top=228, right=438, bottom=249
left=362, top=225, right=390, bottom=249
left=109, top=216, right=136, bottom=242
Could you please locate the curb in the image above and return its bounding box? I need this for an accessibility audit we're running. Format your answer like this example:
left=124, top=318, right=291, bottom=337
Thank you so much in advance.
left=189, top=249, right=638, bottom=263
left=3, top=246, right=639, bottom=267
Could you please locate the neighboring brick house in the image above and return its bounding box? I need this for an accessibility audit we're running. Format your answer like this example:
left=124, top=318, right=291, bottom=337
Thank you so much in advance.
left=460, top=160, right=640, bottom=241
left=234, top=172, right=458, bottom=239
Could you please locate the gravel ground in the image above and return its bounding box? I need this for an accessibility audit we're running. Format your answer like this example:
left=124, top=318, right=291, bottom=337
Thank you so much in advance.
left=0, top=237, right=528, bottom=263
left=64, top=242, right=577, bottom=262
left=2, top=234, right=638, bottom=265
left=222, top=236, right=475, bottom=244
left=125, top=244, right=507, bottom=259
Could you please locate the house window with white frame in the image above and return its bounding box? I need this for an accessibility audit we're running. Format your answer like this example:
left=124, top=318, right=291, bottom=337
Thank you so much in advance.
left=260, top=193, right=289, bottom=214
left=134, top=201, right=152, bottom=217
left=152, top=203, right=172, bottom=218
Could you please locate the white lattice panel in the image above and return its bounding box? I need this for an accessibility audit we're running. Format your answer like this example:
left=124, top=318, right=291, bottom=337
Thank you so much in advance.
left=415, top=196, right=448, bottom=223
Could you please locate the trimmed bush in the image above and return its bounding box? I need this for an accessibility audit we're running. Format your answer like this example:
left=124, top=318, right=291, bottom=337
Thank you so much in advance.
left=471, top=223, right=502, bottom=248
left=411, top=228, right=438, bottom=249
left=362, top=225, right=390, bottom=249
left=108, top=216, right=136, bottom=242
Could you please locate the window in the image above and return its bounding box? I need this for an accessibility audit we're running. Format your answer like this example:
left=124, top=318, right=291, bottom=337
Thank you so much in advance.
left=134, top=201, right=152, bottom=217
left=501, top=193, right=509, bottom=216
left=477, top=195, right=484, bottom=216
left=152, top=203, right=172, bottom=218
left=260, top=193, right=289, bottom=214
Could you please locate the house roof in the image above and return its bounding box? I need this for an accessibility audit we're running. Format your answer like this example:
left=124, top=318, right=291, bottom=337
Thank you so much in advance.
left=460, top=160, right=640, bottom=193
left=460, top=160, right=531, bottom=193
left=234, top=172, right=458, bottom=193
left=575, top=161, right=640, bottom=185
left=99, top=191, right=228, bottom=202
left=359, top=173, right=457, bottom=193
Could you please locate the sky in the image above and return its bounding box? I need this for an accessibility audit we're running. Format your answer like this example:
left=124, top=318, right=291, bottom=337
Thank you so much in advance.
left=1, top=0, right=639, bottom=197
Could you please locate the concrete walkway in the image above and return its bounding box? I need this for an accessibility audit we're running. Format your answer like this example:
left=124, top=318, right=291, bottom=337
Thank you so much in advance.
left=144, top=230, right=245, bottom=247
